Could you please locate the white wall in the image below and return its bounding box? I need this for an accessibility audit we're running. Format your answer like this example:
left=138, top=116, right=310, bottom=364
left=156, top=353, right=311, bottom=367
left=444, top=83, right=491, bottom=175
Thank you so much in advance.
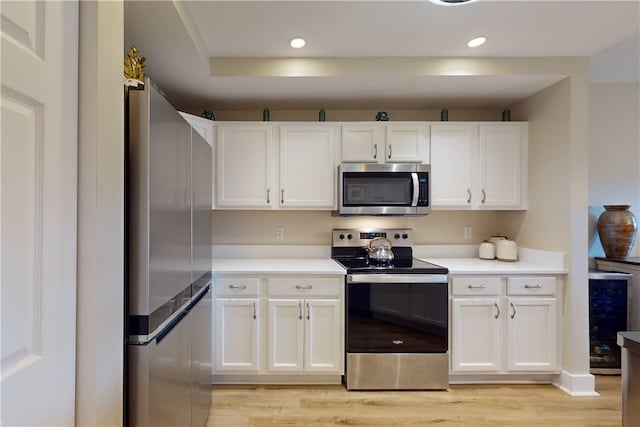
left=588, top=82, right=640, bottom=262
left=76, top=1, right=125, bottom=425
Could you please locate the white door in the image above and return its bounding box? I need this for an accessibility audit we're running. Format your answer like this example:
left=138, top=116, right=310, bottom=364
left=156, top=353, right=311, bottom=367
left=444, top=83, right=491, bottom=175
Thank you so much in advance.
left=214, top=298, right=260, bottom=372
left=304, top=299, right=342, bottom=372
left=279, top=125, right=336, bottom=209
left=450, top=298, right=502, bottom=372
left=341, top=124, right=384, bottom=163
left=267, top=299, right=304, bottom=371
left=216, top=123, right=273, bottom=208
left=478, top=125, right=523, bottom=209
left=430, top=124, right=477, bottom=209
left=1, top=2, right=78, bottom=425
left=506, top=297, right=557, bottom=372
left=385, top=123, right=428, bottom=163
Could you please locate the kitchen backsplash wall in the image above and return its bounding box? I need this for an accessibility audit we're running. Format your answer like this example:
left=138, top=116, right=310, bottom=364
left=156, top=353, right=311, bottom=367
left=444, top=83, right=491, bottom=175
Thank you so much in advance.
left=211, top=210, right=502, bottom=245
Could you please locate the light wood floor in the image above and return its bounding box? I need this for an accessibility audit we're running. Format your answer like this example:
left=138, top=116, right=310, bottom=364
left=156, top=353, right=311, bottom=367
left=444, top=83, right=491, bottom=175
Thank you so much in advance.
left=207, top=375, right=621, bottom=427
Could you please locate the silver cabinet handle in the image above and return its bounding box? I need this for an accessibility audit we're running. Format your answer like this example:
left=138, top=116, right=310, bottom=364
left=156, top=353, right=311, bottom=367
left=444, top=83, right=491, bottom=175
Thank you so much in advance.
left=388, top=144, right=392, bottom=159
left=525, top=284, right=542, bottom=289
left=467, top=189, right=471, bottom=204
left=373, top=144, right=378, bottom=159
left=281, top=189, right=284, bottom=204
left=266, top=188, right=270, bottom=204
left=252, top=301, right=257, bottom=320
left=298, top=301, right=303, bottom=320
left=229, top=284, right=246, bottom=290
left=510, top=302, right=516, bottom=319
left=467, top=284, right=486, bottom=289
left=295, top=284, right=313, bottom=290
left=306, top=302, right=311, bottom=320
left=494, top=302, right=500, bottom=319
left=481, top=189, right=486, bottom=204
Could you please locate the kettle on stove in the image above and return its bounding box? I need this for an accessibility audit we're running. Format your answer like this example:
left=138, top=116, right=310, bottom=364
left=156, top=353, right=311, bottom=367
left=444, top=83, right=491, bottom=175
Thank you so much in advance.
left=367, top=237, right=394, bottom=266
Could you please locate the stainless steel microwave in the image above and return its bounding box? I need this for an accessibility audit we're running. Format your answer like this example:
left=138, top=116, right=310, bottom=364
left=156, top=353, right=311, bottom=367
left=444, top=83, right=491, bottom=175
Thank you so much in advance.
left=337, top=163, right=431, bottom=216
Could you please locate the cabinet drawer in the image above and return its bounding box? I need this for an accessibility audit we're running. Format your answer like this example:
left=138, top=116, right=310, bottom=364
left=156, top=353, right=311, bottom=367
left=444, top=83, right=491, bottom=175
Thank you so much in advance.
left=451, top=277, right=501, bottom=296
left=267, top=277, right=342, bottom=297
left=508, top=276, right=556, bottom=296
left=215, top=277, right=260, bottom=296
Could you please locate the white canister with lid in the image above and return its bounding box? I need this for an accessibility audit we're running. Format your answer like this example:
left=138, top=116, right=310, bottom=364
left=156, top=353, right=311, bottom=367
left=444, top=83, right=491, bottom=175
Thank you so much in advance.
left=478, top=241, right=495, bottom=260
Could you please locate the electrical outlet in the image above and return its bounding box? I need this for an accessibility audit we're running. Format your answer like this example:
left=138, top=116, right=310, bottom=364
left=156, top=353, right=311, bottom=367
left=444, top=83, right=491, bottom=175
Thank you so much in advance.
left=464, top=227, right=472, bottom=240
left=275, top=226, right=285, bottom=240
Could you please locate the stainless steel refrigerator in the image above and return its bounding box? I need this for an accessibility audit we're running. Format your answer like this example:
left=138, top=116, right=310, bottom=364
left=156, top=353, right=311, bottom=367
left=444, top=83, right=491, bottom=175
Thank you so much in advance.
left=125, top=77, right=212, bottom=427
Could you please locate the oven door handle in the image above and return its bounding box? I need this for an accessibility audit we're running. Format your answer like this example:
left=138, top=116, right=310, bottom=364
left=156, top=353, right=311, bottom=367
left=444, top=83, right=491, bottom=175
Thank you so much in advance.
left=347, top=274, right=448, bottom=284
left=411, top=173, right=419, bottom=207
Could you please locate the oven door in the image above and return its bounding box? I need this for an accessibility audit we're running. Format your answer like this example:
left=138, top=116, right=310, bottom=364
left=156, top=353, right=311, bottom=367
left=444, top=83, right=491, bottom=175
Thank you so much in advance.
left=346, top=275, right=448, bottom=354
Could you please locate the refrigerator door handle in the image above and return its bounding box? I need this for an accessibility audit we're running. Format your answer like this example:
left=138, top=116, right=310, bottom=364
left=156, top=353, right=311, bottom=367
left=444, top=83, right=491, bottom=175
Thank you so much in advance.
left=155, top=308, right=189, bottom=344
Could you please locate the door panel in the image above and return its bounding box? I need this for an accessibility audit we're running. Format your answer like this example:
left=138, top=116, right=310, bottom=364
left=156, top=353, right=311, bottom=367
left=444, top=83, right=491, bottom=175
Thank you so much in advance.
left=1, top=2, right=78, bottom=425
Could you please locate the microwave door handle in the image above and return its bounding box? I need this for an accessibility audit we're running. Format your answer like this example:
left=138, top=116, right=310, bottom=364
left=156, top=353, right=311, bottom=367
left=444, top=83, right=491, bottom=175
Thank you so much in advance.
left=411, top=173, right=419, bottom=207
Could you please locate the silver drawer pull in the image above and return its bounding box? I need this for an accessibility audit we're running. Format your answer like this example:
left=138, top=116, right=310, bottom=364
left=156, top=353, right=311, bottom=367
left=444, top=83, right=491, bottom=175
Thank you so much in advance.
left=510, top=302, right=516, bottom=319
left=229, top=284, right=247, bottom=290
left=494, top=302, right=500, bottom=319
left=296, top=284, right=313, bottom=290
left=306, top=302, right=311, bottom=320
left=468, top=284, right=486, bottom=289
left=298, top=302, right=303, bottom=320
left=524, top=284, right=542, bottom=289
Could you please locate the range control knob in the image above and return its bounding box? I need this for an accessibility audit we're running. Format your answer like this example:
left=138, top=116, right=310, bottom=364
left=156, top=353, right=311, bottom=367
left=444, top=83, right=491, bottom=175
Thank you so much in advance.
left=347, top=234, right=353, bottom=240
left=402, top=233, right=408, bottom=239
left=339, top=234, right=345, bottom=240
left=394, top=234, right=401, bottom=239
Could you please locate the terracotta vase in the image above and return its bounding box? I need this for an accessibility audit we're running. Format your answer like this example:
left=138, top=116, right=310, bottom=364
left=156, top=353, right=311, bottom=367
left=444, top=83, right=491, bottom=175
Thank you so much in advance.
left=597, top=205, right=638, bottom=259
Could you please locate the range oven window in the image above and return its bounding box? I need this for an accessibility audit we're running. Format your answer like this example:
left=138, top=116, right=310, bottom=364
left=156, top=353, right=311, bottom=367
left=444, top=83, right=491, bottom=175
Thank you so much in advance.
left=343, top=173, right=414, bottom=206
left=346, top=282, right=448, bottom=353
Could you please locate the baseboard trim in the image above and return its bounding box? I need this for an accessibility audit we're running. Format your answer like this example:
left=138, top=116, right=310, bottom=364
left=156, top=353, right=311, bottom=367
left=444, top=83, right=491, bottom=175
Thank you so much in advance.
left=553, top=370, right=599, bottom=396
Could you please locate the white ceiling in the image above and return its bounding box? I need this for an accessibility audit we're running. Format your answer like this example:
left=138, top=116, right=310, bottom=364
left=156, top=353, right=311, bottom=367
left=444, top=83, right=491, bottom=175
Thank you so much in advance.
left=124, top=0, right=640, bottom=111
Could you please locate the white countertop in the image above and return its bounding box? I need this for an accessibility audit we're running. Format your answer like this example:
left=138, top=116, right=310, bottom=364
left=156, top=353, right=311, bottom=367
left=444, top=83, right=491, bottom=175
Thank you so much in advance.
left=212, top=258, right=346, bottom=275
left=422, top=258, right=566, bottom=275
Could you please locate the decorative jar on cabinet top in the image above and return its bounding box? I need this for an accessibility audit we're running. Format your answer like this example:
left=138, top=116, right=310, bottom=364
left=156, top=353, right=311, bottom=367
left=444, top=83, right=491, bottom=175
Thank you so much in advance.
left=597, top=205, right=637, bottom=259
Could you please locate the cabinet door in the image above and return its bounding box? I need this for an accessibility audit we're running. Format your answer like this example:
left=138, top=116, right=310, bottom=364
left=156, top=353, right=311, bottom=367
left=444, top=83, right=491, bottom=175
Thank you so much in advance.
left=506, top=297, right=557, bottom=372
left=385, top=123, right=429, bottom=163
left=478, top=125, right=525, bottom=209
left=216, top=124, right=273, bottom=208
left=305, top=299, right=343, bottom=373
left=214, top=298, right=260, bottom=372
left=267, top=299, right=304, bottom=372
left=279, top=125, right=337, bottom=209
left=430, top=124, right=477, bottom=209
left=451, top=298, right=502, bottom=372
left=341, top=124, right=384, bottom=163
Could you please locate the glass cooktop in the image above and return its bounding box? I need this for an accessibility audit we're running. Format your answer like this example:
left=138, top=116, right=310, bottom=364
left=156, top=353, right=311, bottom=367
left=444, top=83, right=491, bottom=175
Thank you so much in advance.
left=333, top=257, right=448, bottom=275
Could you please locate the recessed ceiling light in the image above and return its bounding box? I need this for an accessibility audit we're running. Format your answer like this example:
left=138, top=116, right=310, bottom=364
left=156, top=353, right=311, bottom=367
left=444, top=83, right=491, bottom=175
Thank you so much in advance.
left=289, top=37, right=306, bottom=48
left=429, top=0, right=478, bottom=6
left=467, top=36, right=486, bottom=48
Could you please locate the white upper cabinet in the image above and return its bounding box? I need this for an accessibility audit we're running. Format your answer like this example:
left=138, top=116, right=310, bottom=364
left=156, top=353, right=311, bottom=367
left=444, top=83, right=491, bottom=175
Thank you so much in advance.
left=340, top=123, right=428, bottom=163
left=431, top=123, right=527, bottom=210
left=385, top=123, right=430, bottom=163
left=478, top=124, right=526, bottom=209
left=278, top=124, right=337, bottom=209
left=341, top=124, right=385, bottom=163
left=216, top=123, right=274, bottom=209
left=430, top=124, right=477, bottom=209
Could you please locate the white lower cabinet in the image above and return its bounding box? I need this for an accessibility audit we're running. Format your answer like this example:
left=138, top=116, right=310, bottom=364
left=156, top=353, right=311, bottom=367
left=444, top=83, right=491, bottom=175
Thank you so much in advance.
left=450, top=275, right=560, bottom=375
left=268, top=298, right=342, bottom=372
left=213, top=275, right=344, bottom=383
left=214, top=298, right=260, bottom=372
left=213, top=277, right=261, bottom=372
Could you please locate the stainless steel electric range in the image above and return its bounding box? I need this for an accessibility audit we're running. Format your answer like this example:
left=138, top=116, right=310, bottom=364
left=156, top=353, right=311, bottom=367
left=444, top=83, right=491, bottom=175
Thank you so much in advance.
left=332, top=228, right=449, bottom=390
